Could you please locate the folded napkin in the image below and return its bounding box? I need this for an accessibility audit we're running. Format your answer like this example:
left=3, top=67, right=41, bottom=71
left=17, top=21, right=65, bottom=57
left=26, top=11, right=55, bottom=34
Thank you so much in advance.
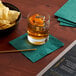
left=55, top=0, right=76, bottom=27
left=58, top=18, right=76, bottom=27
left=58, top=18, right=76, bottom=25
left=9, top=33, right=64, bottom=62
left=60, top=22, right=76, bottom=27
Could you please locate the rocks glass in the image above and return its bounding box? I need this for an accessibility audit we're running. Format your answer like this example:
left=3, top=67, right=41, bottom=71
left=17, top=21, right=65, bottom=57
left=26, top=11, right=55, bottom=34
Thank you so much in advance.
left=27, top=10, right=50, bottom=45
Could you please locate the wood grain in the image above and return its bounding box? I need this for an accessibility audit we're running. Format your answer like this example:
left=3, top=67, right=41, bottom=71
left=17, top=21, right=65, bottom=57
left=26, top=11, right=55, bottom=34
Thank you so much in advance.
left=0, top=0, right=76, bottom=76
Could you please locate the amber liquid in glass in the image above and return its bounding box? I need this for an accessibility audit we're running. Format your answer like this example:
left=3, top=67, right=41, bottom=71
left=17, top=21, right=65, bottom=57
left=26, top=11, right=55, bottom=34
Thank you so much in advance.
left=27, top=23, right=49, bottom=45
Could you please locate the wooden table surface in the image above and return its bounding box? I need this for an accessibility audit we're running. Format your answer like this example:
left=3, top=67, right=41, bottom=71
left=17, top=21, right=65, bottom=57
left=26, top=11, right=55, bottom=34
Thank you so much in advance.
left=0, top=0, right=76, bottom=76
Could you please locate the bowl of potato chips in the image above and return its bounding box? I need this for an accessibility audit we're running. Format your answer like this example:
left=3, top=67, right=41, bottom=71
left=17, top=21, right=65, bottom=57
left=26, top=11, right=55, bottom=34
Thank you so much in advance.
left=0, top=1, right=21, bottom=36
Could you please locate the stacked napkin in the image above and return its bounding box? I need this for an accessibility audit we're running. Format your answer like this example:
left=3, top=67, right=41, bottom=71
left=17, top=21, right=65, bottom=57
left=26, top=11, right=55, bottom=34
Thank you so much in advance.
left=55, top=0, right=76, bottom=27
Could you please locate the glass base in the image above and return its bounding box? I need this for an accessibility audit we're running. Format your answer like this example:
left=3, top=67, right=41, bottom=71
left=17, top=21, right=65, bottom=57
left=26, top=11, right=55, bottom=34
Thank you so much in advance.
left=27, top=35, right=49, bottom=45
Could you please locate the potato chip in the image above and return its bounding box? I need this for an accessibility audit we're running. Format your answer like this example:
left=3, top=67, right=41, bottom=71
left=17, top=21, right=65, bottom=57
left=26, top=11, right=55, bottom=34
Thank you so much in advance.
left=8, top=10, right=20, bottom=23
left=0, top=1, right=5, bottom=8
left=3, top=7, right=9, bottom=19
left=0, top=20, right=10, bottom=26
left=0, top=22, right=16, bottom=30
left=0, top=1, right=9, bottom=19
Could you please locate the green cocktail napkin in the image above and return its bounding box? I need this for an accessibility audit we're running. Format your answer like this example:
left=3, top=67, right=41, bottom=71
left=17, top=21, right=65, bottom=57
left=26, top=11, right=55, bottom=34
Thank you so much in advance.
left=55, top=0, right=76, bottom=23
left=57, top=18, right=76, bottom=27
left=60, top=22, right=76, bottom=27
left=55, top=0, right=76, bottom=27
left=58, top=18, right=76, bottom=25
left=9, top=33, right=64, bottom=62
